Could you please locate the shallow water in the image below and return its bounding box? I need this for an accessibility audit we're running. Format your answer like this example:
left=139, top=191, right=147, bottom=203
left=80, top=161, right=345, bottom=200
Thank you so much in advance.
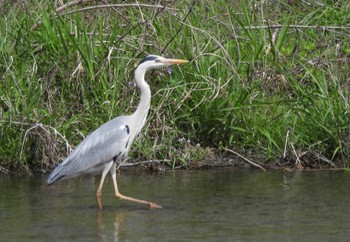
left=1, top=168, right=350, bottom=241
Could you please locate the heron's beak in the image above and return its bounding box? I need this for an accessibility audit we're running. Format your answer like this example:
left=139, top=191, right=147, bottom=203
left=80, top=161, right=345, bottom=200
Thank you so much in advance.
left=161, top=58, right=189, bottom=65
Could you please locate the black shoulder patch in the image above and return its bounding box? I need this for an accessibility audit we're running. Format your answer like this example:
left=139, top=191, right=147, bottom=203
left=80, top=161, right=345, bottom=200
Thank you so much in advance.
left=139, top=55, right=159, bottom=64
left=125, top=125, right=130, bottom=134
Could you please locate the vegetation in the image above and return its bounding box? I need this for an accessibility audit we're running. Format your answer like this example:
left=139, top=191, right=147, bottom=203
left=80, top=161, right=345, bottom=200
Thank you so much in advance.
left=1, top=0, right=350, bottom=173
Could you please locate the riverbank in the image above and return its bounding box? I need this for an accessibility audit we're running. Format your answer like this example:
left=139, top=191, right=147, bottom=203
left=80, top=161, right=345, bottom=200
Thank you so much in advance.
left=1, top=1, right=350, bottom=174
left=0, top=146, right=343, bottom=175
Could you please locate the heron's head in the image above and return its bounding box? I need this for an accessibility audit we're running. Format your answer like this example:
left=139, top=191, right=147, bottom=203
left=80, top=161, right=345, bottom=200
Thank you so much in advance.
left=138, top=55, right=188, bottom=72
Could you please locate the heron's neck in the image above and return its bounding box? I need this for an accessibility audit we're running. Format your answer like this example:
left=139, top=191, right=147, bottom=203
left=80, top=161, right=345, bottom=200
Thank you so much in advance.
left=133, top=69, right=151, bottom=125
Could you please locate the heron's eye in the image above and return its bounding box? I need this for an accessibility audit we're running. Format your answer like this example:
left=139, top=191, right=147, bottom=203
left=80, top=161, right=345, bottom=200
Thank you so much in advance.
left=155, top=59, right=161, bottom=63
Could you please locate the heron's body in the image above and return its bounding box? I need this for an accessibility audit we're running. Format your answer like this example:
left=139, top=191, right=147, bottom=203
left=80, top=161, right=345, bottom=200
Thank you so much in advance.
left=47, top=116, right=131, bottom=183
left=47, top=55, right=188, bottom=209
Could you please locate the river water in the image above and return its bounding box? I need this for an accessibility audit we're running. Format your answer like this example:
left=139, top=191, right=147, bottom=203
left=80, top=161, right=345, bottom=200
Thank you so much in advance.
left=1, top=168, right=350, bottom=241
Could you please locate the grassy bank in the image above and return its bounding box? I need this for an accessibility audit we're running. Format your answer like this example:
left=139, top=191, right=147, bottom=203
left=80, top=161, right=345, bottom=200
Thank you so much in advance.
left=1, top=0, right=350, bottom=173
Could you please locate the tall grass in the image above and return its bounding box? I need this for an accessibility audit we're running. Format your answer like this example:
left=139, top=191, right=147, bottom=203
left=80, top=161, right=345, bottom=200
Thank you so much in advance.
left=1, top=0, right=350, bottom=173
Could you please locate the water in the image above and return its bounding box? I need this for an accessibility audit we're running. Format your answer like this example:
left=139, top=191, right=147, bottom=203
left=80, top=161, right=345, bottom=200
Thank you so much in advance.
left=1, top=168, right=350, bottom=241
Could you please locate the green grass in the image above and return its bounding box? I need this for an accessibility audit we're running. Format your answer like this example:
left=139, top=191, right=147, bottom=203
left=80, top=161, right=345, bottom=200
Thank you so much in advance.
left=1, top=0, right=350, bottom=173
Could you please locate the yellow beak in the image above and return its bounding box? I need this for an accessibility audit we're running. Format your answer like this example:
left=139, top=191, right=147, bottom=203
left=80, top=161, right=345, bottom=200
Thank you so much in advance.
left=161, top=59, right=189, bottom=65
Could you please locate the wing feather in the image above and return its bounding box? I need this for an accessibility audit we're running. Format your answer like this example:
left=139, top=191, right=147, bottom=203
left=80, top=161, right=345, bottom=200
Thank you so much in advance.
left=47, top=117, right=130, bottom=184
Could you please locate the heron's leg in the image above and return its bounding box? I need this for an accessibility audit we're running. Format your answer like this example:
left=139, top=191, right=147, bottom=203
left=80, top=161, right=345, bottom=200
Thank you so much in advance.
left=110, top=163, right=162, bottom=209
left=97, top=162, right=114, bottom=210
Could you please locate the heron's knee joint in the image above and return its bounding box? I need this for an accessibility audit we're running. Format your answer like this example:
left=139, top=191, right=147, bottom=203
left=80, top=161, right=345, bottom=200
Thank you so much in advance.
left=115, top=193, right=123, bottom=199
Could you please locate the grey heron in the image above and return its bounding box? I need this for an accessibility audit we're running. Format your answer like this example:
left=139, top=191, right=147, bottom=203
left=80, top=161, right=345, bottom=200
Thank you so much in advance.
left=47, top=55, right=188, bottom=210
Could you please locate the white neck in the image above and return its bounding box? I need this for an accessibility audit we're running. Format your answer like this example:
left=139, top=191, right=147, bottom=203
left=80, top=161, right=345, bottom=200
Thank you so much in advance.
left=132, top=67, right=151, bottom=133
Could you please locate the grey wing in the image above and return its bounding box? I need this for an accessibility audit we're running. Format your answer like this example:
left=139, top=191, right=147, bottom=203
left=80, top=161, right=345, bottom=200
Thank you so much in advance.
left=47, top=117, right=131, bottom=184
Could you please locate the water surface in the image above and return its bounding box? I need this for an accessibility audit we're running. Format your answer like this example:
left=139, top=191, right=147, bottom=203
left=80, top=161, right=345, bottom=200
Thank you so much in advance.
left=1, top=168, right=350, bottom=241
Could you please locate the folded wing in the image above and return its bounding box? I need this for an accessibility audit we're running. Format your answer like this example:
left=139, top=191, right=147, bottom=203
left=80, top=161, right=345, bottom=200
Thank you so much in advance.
left=47, top=117, right=130, bottom=184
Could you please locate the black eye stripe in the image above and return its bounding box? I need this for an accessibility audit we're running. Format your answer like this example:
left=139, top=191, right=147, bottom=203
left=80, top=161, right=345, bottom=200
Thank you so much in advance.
left=139, top=55, right=159, bottom=64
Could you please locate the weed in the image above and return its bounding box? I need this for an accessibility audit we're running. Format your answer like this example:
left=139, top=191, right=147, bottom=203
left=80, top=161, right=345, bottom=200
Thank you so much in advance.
left=1, top=0, right=350, bottom=172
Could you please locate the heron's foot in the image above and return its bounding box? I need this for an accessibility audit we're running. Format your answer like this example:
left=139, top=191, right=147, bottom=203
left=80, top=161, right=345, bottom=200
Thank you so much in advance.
left=115, top=192, right=162, bottom=208
left=148, top=202, right=162, bottom=209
